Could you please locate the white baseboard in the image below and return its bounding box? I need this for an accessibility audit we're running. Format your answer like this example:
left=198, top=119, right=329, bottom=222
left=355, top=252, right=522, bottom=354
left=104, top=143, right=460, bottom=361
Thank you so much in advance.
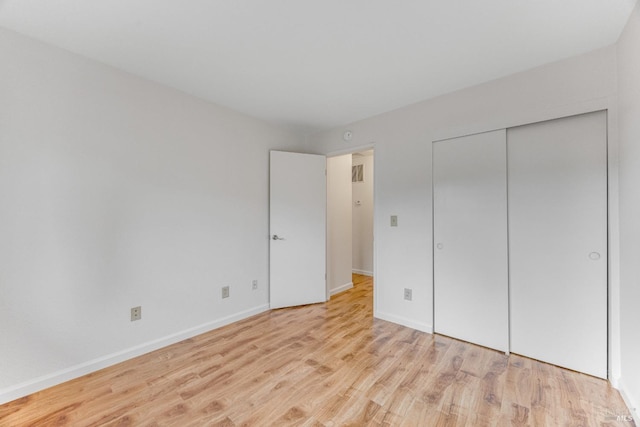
left=610, top=375, right=620, bottom=389
left=352, top=269, right=373, bottom=277
left=330, top=282, right=353, bottom=296
left=617, top=378, right=639, bottom=423
left=374, top=310, right=433, bottom=334
left=0, top=304, right=270, bottom=405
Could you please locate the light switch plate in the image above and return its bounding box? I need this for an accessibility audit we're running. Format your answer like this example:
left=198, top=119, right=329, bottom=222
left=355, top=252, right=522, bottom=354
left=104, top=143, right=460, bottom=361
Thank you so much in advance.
left=391, top=215, right=398, bottom=227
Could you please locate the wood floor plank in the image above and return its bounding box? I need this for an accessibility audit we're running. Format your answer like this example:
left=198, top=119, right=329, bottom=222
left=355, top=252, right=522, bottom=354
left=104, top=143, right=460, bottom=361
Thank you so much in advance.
left=0, top=274, right=634, bottom=426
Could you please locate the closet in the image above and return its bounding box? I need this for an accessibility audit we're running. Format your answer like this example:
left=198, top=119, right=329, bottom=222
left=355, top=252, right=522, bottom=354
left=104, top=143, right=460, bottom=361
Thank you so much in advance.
left=433, top=111, right=607, bottom=379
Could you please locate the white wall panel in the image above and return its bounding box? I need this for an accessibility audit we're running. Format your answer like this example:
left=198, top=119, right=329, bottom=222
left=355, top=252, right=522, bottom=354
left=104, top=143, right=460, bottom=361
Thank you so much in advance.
left=433, top=130, right=509, bottom=352
left=508, top=111, right=608, bottom=378
left=0, top=28, right=305, bottom=403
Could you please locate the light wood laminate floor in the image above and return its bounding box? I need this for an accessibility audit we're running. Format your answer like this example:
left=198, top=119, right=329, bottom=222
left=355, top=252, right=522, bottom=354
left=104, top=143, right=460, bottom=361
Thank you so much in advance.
left=0, top=274, right=634, bottom=426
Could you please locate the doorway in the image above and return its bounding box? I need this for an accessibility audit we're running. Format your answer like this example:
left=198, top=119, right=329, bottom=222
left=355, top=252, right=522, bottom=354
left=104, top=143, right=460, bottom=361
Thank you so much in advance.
left=326, top=149, right=375, bottom=299
left=351, top=150, right=374, bottom=278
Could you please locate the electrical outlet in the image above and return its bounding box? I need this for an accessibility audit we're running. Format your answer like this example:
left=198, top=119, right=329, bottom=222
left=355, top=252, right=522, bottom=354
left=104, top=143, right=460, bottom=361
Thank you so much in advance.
left=222, top=286, right=230, bottom=299
left=131, top=306, right=142, bottom=321
left=252, top=280, right=258, bottom=290
left=404, top=288, right=412, bottom=301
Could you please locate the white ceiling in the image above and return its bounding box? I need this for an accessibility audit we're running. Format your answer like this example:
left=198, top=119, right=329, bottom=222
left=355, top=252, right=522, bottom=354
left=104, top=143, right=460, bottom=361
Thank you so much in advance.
left=0, top=1, right=636, bottom=132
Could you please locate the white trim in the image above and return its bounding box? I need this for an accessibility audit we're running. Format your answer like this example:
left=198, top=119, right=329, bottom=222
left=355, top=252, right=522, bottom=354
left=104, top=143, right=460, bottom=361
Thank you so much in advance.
left=431, top=97, right=613, bottom=143
left=617, top=378, right=638, bottom=423
left=352, top=269, right=373, bottom=276
left=0, top=304, right=270, bottom=405
left=610, top=375, right=620, bottom=389
left=605, top=101, right=622, bottom=383
left=330, top=282, right=353, bottom=296
left=375, top=310, right=433, bottom=334
left=326, top=143, right=375, bottom=158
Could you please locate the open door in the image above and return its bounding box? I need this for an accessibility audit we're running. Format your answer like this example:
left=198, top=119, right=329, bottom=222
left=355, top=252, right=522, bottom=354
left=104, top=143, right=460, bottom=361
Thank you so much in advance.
left=269, top=151, right=326, bottom=309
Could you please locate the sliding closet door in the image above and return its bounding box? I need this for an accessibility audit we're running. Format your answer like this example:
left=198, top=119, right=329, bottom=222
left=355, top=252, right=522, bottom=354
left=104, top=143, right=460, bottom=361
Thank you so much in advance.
left=433, top=130, right=509, bottom=352
left=508, top=111, right=607, bottom=378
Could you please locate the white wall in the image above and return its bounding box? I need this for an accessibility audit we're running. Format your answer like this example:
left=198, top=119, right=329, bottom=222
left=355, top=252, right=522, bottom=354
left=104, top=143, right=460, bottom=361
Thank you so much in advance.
left=617, top=2, right=640, bottom=419
left=309, top=46, right=619, bottom=338
left=0, top=28, right=305, bottom=404
left=327, top=154, right=353, bottom=295
left=352, top=153, right=374, bottom=276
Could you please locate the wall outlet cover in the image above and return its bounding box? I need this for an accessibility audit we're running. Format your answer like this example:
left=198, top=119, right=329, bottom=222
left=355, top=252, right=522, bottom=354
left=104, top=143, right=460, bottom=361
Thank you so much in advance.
left=131, top=306, right=142, bottom=321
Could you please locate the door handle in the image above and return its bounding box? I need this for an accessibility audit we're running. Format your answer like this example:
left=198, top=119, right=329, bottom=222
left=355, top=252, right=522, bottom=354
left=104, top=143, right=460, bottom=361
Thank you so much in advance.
left=272, top=235, right=285, bottom=241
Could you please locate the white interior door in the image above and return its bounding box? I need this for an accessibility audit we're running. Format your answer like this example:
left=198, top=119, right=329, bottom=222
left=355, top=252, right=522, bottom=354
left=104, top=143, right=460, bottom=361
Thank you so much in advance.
left=433, top=130, right=509, bottom=352
left=508, top=111, right=607, bottom=378
left=270, top=151, right=326, bottom=309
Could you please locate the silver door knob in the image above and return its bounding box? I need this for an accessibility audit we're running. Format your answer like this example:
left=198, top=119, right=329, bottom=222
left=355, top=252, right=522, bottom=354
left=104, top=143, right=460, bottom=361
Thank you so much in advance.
left=272, top=235, right=285, bottom=241
left=589, top=252, right=601, bottom=260
left=436, top=243, right=444, bottom=250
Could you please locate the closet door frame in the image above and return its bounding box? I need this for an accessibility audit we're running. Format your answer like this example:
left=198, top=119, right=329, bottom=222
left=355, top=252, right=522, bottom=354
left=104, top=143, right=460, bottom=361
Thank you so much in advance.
left=431, top=109, right=610, bottom=379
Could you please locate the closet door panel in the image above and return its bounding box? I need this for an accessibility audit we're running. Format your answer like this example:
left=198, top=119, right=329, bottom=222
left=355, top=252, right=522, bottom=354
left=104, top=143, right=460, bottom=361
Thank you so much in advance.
left=433, top=130, right=509, bottom=352
left=508, top=111, right=607, bottom=378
